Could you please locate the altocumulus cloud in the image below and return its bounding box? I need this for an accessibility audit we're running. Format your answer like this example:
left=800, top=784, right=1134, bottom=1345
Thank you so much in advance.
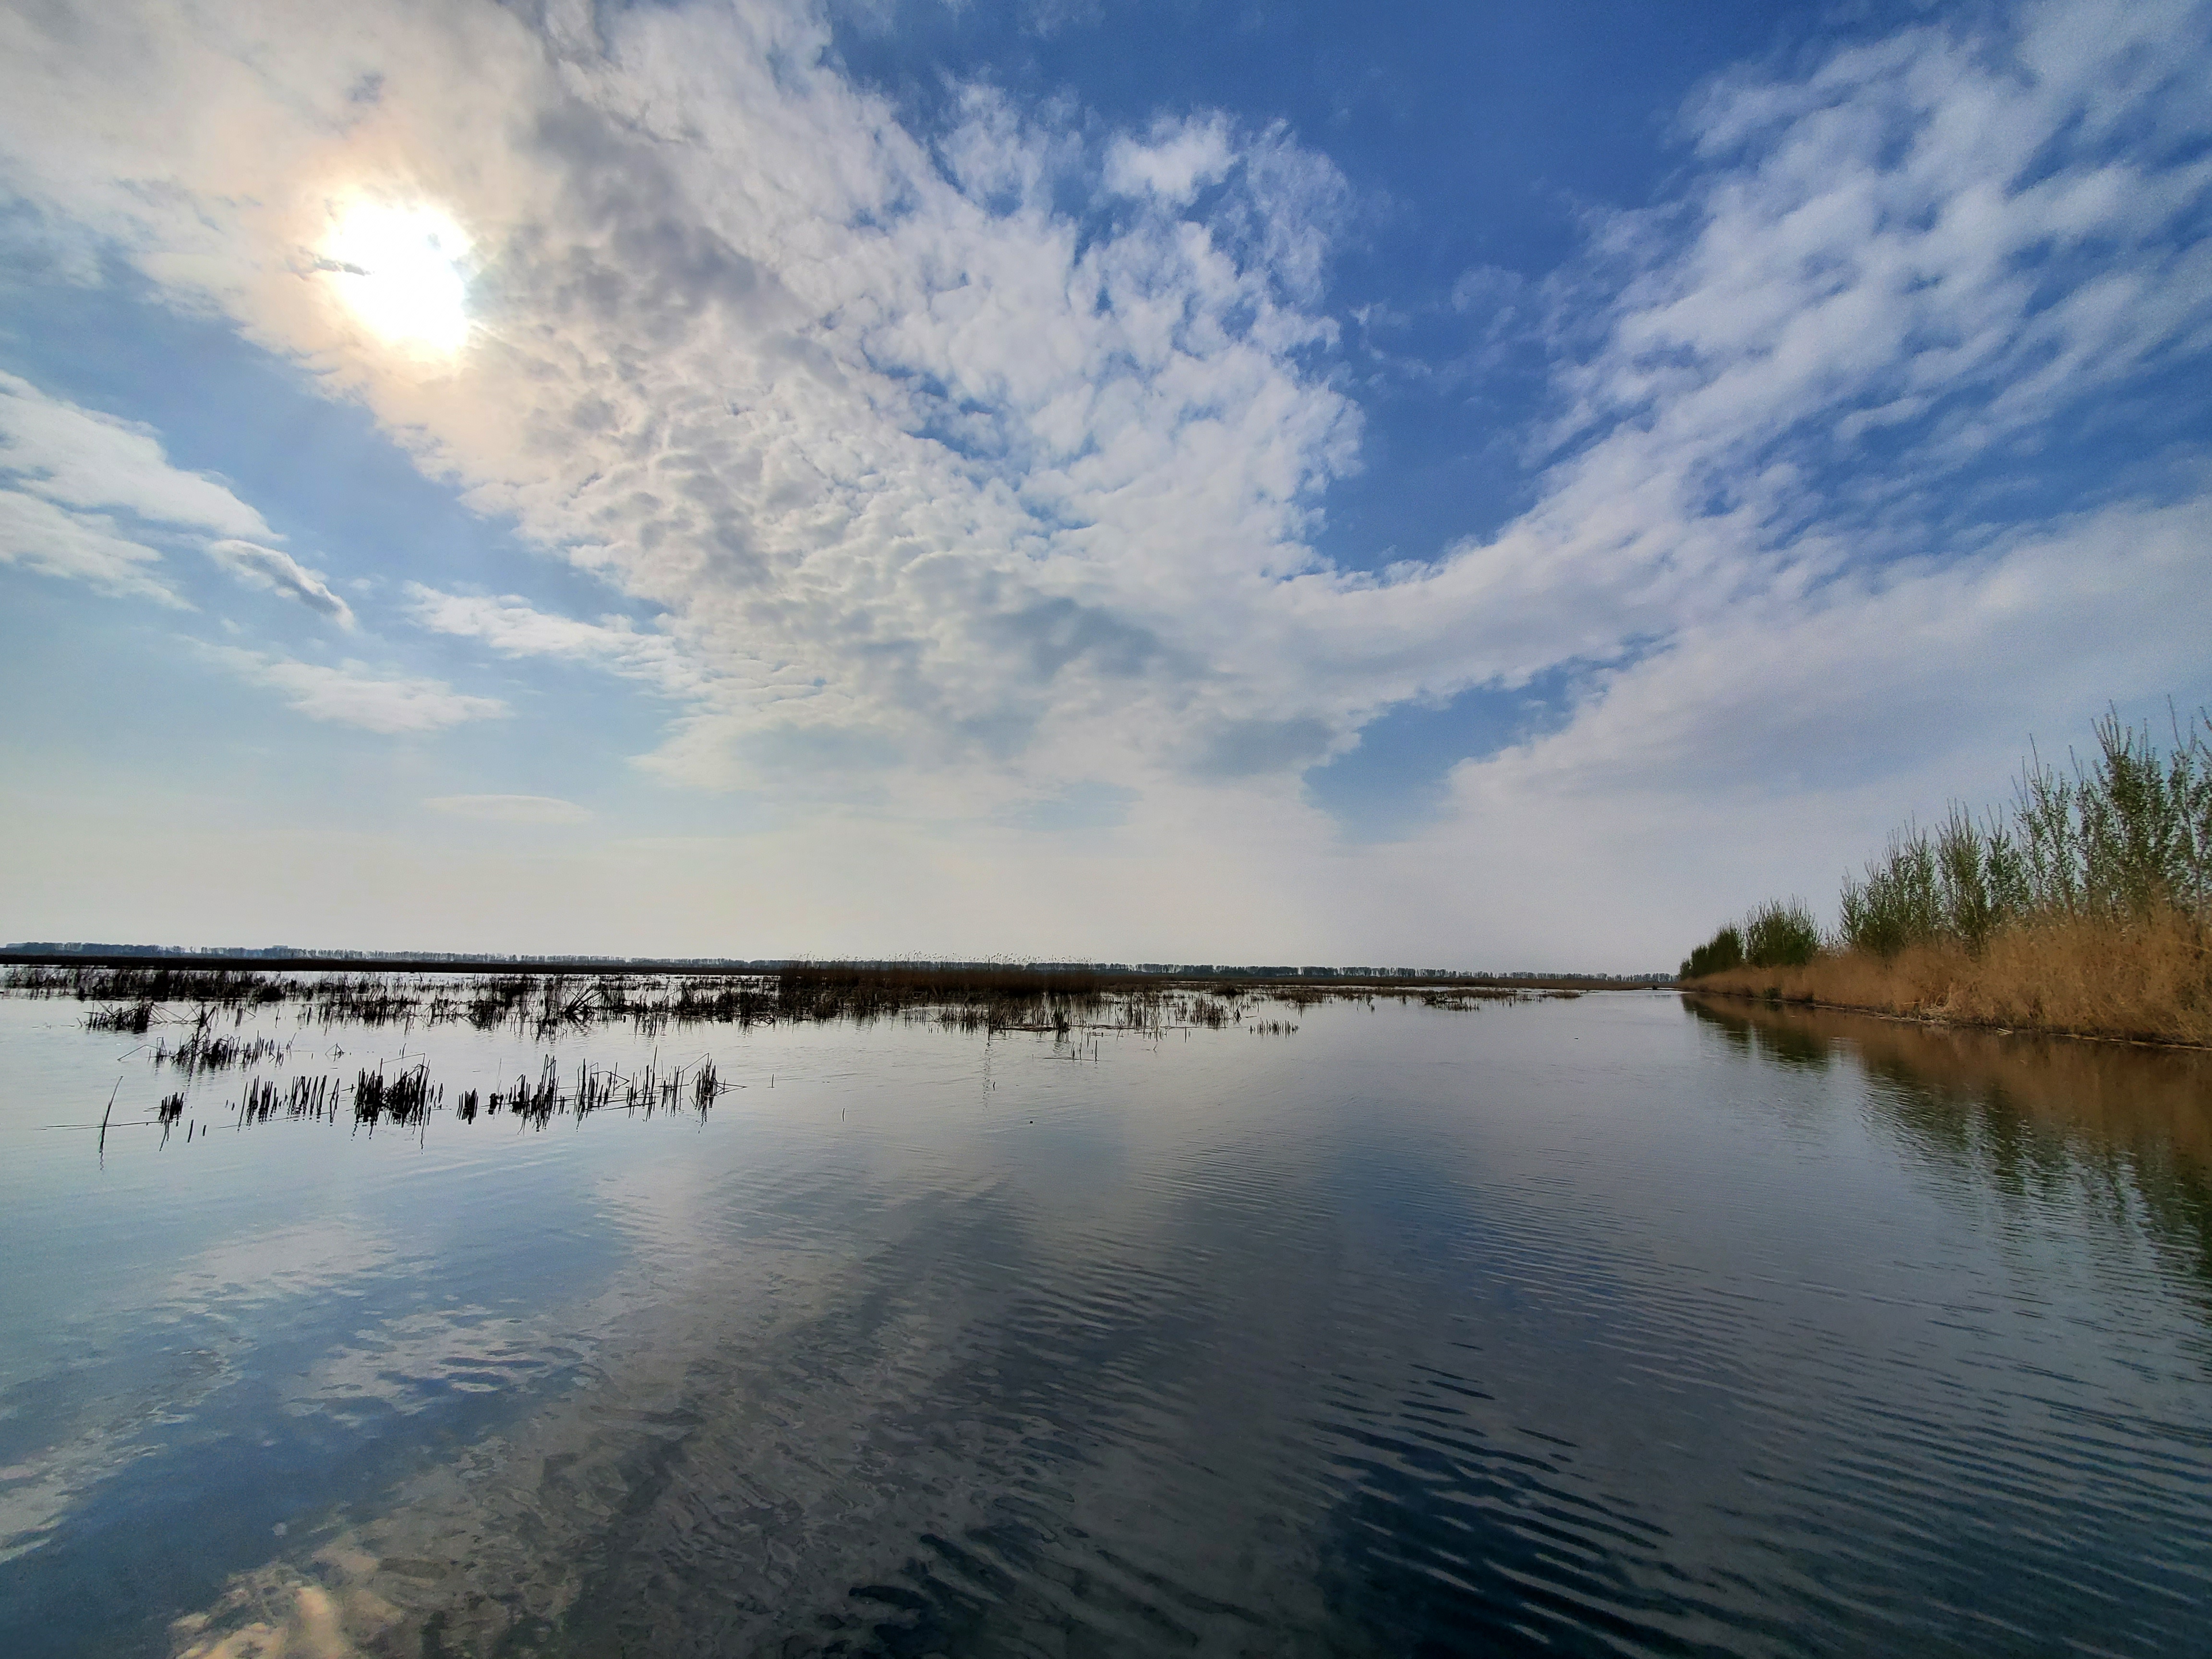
left=204, top=647, right=509, bottom=735
left=0, top=0, right=2206, bottom=845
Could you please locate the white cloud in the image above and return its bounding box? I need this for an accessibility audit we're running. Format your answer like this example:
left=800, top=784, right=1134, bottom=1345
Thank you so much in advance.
left=207, top=540, right=354, bottom=626
left=424, top=793, right=590, bottom=823
left=0, top=371, right=282, bottom=608
left=1455, top=496, right=2212, bottom=804
left=0, top=0, right=1368, bottom=790
left=0, top=487, right=183, bottom=604
left=1252, top=0, right=2212, bottom=779
left=0, top=371, right=271, bottom=537
left=0, top=375, right=358, bottom=659
left=404, top=584, right=690, bottom=692
left=1104, top=116, right=1234, bottom=205
left=206, top=646, right=508, bottom=733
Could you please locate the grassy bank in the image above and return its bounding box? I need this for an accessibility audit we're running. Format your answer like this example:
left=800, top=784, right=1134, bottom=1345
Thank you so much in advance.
left=1681, top=707, right=2212, bottom=1047
left=1690, top=909, right=2210, bottom=1046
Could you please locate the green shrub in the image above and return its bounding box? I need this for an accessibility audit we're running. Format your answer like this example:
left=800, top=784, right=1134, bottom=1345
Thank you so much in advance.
left=1686, top=703, right=2209, bottom=981
left=1681, top=900, right=1818, bottom=980
left=1744, top=899, right=1820, bottom=967
left=2037, top=708, right=2212, bottom=918
left=1841, top=705, right=2211, bottom=957
left=1681, top=925, right=1744, bottom=980
left=1839, top=824, right=1941, bottom=957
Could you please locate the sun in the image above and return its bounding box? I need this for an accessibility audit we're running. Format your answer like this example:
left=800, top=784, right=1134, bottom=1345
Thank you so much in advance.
left=321, top=201, right=471, bottom=354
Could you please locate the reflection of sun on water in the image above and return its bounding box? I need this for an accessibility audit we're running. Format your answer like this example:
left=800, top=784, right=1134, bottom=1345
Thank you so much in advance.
left=321, top=202, right=470, bottom=354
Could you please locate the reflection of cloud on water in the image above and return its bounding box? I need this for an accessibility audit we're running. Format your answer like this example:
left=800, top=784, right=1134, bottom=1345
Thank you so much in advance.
left=156, top=1008, right=1577, bottom=1656
left=159, top=1221, right=403, bottom=1317
left=157, top=1276, right=816, bottom=1656
left=171, top=1549, right=396, bottom=1659
left=591, top=1156, right=724, bottom=1262
left=2, top=1225, right=405, bottom=1564
left=0, top=1441, right=152, bottom=1565
left=288, top=1307, right=583, bottom=1422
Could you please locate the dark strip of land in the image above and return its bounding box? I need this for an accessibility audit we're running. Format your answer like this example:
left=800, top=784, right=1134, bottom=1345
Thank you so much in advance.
left=0, top=945, right=1667, bottom=993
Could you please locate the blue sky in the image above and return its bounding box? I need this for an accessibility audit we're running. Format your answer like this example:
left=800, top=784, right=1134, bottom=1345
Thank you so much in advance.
left=1, top=0, right=2207, bottom=967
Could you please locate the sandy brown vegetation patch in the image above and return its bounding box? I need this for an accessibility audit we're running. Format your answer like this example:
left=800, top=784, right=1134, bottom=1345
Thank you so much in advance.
left=1694, top=909, right=2212, bottom=1047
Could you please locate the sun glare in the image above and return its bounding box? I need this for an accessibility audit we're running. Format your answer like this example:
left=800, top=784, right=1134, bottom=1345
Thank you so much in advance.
left=322, top=202, right=471, bottom=354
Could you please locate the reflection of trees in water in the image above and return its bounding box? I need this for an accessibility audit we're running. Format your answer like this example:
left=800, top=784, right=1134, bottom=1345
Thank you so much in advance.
left=1690, top=999, right=1833, bottom=1071
left=1686, top=995, right=2212, bottom=1318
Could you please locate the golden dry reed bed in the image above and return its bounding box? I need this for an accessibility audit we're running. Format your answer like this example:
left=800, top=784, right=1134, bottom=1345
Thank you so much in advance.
left=1682, top=706, right=2212, bottom=1048
left=1691, top=909, right=2211, bottom=1048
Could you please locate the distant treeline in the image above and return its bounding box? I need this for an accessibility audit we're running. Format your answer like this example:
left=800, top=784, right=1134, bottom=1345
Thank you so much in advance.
left=1680, top=706, right=2212, bottom=1045
left=1, top=944, right=1672, bottom=986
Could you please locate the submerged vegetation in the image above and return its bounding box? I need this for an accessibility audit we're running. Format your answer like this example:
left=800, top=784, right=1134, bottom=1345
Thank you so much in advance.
left=3, top=959, right=1578, bottom=1040
left=1682, top=708, right=2212, bottom=1045
left=5, top=961, right=1588, bottom=1146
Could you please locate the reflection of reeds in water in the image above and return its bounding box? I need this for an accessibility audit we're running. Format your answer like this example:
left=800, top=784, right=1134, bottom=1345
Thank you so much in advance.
left=1693, top=994, right=2212, bottom=1164
left=159, top=1029, right=292, bottom=1074
left=352, top=1065, right=438, bottom=1128
left=1687, top=995, right=2212, bottom=1306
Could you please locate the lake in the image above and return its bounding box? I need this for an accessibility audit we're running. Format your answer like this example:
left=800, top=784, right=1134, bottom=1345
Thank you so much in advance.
left=2, top=976, right=2208, bottom=1657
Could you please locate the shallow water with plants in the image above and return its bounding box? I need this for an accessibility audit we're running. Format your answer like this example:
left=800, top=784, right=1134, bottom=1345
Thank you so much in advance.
left=2, top=976, right=2209, bottom=1657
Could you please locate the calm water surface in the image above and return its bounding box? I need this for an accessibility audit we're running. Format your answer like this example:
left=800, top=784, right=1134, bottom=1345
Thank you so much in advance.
left=2, top=986, right=2209, bottom=1656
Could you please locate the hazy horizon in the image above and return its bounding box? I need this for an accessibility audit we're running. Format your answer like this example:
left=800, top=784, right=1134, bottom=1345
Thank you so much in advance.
left=1, top=943, right=1676, bottom=982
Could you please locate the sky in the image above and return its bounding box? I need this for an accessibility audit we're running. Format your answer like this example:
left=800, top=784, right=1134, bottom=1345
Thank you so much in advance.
left=0, top=0, right=2207, bottom=970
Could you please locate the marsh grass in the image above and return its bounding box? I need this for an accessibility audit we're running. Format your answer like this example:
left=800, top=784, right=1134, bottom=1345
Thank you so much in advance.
left=158, top=1028, right=290, bottom=1074
left=7, top=959, right=1539, bottom=1044
left=21, top=961, right=1582, bottom=1143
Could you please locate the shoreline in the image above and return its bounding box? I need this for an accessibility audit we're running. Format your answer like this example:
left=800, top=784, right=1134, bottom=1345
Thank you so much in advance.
left=0, top=949, right=1662, bottom=996
left=1678, top=984, right=2212, bottom=1054
left=1675, top=914, right=2209, bottom=1052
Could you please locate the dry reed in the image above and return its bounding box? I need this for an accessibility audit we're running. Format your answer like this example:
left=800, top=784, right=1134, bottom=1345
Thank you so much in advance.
left=1693, top=908, right=2211, bottom=1046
